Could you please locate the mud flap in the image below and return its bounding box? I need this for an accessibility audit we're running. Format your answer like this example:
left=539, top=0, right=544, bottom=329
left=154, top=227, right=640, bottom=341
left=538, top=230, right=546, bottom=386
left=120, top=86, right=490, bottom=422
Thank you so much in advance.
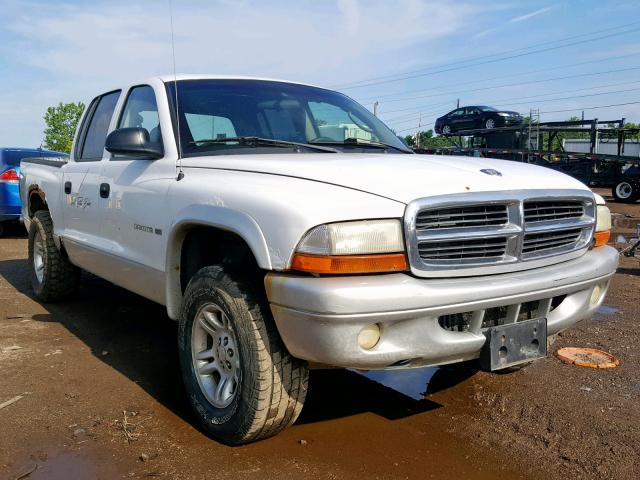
left=480, top=318, right=547, bottom=371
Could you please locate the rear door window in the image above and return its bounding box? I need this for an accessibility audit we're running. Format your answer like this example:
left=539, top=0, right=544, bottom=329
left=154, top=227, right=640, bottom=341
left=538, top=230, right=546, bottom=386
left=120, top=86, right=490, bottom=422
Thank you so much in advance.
left=79, top=91, right=121, bottom=161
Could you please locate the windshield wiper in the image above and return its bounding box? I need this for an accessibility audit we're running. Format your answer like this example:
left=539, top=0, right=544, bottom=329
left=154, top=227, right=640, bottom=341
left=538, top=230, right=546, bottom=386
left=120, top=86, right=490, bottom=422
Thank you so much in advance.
left=310, top=137, right=412, bottom=153
left=190, top=136, right=338, bottom=153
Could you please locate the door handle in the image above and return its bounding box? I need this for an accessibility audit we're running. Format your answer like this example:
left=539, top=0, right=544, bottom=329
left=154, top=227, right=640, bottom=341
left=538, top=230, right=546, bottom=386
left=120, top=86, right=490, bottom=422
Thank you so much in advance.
left=64, top=181, right=72, bottom=194
left=99, top=183, right=110, bottom=198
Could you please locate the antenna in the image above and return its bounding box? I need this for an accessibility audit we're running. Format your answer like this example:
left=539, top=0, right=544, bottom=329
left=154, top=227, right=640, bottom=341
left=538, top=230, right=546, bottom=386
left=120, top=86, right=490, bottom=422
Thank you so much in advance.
left=169, top=0, right=184, bottom=181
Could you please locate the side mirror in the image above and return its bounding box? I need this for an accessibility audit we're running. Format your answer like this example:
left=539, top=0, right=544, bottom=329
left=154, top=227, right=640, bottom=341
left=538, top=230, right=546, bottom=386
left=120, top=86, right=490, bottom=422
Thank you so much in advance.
left=105, top=127, right=163, bottom=159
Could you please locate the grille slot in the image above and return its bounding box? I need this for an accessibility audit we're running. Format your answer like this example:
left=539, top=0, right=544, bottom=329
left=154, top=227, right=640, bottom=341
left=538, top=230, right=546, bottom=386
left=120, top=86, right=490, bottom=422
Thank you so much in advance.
left=523, top=228, right=582, bottom=254
left=419, top=237, right=507, bottom=261
left=416, top=204, right=508, bottom=230
left=524, top=201, right=584, bottom=223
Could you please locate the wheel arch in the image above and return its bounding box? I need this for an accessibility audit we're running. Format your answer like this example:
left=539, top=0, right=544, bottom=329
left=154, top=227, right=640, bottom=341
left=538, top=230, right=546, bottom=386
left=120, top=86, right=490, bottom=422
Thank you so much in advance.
left=27, top=185, right=48, bottom=217
left=165, top=205, right=273, bottom=320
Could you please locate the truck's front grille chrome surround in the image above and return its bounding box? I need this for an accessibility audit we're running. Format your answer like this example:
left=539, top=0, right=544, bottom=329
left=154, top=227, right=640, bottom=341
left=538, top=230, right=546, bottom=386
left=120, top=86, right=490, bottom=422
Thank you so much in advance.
left=405, top=190, right=596, bottom=277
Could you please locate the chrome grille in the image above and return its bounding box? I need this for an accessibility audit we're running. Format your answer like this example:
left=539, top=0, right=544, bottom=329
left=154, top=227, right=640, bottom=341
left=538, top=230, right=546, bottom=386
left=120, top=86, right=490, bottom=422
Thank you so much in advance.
left=416, top=204, right=508, bottom=230
left=524, top=201, right=584, bottom=223
left=419, top=237, right=507, bottom=261
left=406, top=190, right=596, bottom=277
left=522, top=228, right=582, bottom=255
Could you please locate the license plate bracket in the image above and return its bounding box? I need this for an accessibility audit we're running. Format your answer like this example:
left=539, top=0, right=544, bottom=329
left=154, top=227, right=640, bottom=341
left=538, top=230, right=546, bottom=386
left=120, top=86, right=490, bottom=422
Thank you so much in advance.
left=480, top=317, right=547, bottom=371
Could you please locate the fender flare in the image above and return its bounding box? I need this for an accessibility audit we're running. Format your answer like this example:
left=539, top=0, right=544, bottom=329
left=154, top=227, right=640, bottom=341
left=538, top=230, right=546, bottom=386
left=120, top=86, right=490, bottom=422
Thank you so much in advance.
left=164, top=204, right=272, bottom=319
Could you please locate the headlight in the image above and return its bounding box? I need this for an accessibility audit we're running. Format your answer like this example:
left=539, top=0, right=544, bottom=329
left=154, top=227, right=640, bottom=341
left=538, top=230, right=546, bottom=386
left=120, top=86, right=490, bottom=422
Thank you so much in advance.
left=594, top=205, right=611, bottom=247
left=292, top=220, right=407, bottom=274
left=497, top=112, right=510, bottom=117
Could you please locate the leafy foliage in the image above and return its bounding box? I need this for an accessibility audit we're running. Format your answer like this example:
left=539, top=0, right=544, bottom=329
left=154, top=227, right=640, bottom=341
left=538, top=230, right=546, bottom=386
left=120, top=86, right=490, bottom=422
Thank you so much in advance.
left=403, top=129, right=454, bottom=149
left=43, top=102, right=85, bottom=153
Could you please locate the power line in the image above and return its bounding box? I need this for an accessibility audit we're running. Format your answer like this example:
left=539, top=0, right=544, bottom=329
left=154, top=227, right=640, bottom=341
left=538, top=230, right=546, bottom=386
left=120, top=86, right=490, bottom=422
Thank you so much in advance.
left=392, top=101, right=640, bottom=135
left=372, top=65, right=640, bottom=105
left=334, top=26, right=640, bottom=90
left=333, top=20, right=640, bottom=89
left=386, top=88, right=640, bottom=129
left=539, top=100, right=640, bottom=115
left=356, top=51, right=640, bottom=103
left=495, top=87, right=640, bottom=108
left=380, top=79, right=640, bottom=120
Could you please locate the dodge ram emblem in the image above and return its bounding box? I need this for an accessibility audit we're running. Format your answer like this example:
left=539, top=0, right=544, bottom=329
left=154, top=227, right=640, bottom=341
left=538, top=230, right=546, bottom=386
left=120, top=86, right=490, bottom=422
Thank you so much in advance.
left=480, top=168, right=502, bottom=177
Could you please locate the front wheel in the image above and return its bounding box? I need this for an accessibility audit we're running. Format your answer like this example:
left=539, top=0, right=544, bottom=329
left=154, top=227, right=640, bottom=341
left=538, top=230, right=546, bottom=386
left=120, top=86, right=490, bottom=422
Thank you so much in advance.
left=178, top=266, right=308, bottom=444
left=441, top=124, right=452, bottom=135
left=485, top=118, right=496, bottom=129
left=612, top=180, right=639, bottom=203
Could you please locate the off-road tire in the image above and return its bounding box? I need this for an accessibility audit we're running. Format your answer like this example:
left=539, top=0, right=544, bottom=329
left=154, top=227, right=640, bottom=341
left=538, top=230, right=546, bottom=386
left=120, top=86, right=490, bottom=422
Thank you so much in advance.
left=178, top=266, right=309, bottom=444
left=28, top=210, right=80, bottom=302
left=612, top=179, right=639, bottom=203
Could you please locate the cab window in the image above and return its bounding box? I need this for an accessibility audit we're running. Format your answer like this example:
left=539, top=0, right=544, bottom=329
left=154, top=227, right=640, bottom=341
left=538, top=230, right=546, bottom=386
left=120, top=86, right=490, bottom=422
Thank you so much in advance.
left=78, top=90, right=121, bottom=161
left=118, top=85, right=163, bottom=150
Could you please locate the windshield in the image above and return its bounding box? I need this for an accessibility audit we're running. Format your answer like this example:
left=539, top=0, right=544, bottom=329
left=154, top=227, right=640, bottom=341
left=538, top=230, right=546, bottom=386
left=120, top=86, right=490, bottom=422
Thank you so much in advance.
left=478, top=106, right=498, bottom=112
left=166, top=79, right=410, bottom=156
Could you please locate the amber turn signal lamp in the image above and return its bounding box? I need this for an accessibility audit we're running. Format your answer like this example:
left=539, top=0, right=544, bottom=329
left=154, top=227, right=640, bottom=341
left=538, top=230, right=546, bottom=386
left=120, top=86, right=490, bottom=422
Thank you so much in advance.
left=594, top=230, right=610, bottom=248
left=291, top=253, right=408, bottom=274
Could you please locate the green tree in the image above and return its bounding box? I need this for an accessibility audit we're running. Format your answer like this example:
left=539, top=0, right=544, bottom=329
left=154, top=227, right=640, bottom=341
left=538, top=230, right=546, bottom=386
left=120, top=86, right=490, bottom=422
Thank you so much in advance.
left=43, top=102, right=85, bottom=153
left=404, top=129, right=454, bottom=149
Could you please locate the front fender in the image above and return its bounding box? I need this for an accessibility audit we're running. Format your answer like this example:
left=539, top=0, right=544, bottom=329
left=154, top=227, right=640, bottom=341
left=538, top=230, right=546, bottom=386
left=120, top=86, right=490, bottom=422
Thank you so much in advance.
left=164, top=204, right=271, bottom=319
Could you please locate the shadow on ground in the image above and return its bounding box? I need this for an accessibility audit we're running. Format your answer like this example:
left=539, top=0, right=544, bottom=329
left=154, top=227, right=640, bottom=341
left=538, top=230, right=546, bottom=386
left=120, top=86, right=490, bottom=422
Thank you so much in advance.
left=0, top=257, right=476, bottom=434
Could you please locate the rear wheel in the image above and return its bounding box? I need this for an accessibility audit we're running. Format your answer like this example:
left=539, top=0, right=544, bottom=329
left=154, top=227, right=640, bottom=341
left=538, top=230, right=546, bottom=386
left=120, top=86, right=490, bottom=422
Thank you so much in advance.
left=612, top=180, right=639, bottom=203
left=178, top=266, right=308, bottom=444
left=441, top=124, right=452, bottom=135
left=28, top=210, right=80, bottom=302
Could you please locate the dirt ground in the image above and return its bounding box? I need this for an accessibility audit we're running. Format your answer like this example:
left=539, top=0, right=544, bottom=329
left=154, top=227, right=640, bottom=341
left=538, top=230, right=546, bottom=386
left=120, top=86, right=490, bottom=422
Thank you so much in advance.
left=1, top=190, right=639, bottom=480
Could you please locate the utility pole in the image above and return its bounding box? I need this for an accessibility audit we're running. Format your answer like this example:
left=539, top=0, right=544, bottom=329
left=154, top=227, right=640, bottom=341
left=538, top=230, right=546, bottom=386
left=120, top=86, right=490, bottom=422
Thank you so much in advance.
left=373, top=101, right=379, bottom=117
left=456, top=98, right=460, bottom=108
left=415, top=113, right=422, bottom=149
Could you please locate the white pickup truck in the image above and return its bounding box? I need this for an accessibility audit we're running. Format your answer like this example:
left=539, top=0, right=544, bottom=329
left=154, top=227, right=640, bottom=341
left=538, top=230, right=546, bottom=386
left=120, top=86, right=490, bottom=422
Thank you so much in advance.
left=20, top=75, right=618, bottom=444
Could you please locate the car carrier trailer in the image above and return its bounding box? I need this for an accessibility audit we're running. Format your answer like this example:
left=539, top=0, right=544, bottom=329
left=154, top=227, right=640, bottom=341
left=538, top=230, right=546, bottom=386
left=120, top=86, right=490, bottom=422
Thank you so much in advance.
left=415, top=118, right=640, bottom=202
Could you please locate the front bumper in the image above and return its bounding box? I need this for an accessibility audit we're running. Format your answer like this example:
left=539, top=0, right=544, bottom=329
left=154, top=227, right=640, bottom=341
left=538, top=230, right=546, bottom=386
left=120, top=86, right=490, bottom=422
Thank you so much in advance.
left=266, top=246, right=619, bottom=369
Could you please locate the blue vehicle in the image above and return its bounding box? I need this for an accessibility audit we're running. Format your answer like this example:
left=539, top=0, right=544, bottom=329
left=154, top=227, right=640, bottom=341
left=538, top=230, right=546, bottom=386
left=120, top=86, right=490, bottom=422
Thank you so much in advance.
left=0, top=148, right=67, bottom=235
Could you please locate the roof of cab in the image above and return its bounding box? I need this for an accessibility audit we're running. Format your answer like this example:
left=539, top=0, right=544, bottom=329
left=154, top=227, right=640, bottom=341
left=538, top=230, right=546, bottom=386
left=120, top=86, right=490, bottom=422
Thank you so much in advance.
left=154, top=74, right=321, bottom=89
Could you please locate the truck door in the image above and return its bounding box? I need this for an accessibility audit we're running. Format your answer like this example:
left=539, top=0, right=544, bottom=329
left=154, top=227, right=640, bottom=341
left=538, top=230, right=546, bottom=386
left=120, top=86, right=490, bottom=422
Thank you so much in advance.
left=97, top=85, right=172, bottom=304
left=62, top=90, right=121, bottom=267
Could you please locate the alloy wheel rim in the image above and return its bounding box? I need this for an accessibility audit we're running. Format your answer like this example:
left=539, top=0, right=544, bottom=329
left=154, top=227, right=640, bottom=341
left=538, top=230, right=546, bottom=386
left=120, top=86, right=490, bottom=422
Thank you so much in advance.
left=486, top=119, right=495, bottom=129
left=191, top=303, right=240, bottom=408
left=442, top=125, right=451, bottom=134
left=33, top=231, right=45, bottom=284
left=616, top=182, right=632, bottom=199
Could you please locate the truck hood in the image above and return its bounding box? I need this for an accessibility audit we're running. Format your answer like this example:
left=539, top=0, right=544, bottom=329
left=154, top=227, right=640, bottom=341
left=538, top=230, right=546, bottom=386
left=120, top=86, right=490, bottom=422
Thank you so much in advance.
left=182, top=153, right=589, bottom=204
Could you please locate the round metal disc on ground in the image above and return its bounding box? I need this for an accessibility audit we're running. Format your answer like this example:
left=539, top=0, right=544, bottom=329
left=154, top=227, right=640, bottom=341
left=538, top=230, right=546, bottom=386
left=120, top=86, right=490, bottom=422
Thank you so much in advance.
left=555, top=347, right=620, bottom=368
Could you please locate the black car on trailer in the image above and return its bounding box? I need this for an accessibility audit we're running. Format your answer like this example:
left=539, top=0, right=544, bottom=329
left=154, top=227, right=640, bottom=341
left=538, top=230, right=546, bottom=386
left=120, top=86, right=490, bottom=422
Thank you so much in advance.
left=435, top=106, right=523, bottom=135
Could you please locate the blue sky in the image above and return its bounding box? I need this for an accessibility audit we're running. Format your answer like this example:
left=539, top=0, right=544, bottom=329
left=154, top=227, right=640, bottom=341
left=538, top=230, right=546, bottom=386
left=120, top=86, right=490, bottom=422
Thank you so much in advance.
left=0, top=0, right=639, bottom=146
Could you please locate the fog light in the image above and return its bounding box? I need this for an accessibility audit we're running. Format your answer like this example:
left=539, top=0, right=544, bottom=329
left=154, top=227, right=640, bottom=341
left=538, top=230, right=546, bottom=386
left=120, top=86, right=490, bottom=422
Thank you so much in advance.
left=590, top=283, right=605, bottom=306
left=358, top=324, right=381, bottom=350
